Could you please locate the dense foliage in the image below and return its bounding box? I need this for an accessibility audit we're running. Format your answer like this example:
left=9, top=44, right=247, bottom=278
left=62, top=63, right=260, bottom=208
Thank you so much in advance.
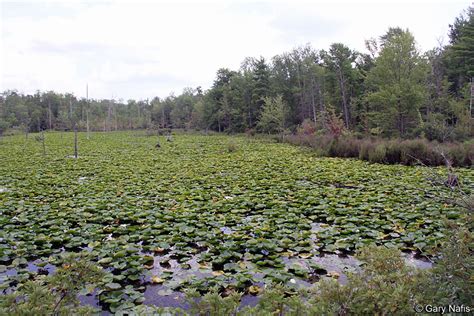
left=284, top=134, right=474, bottom=167
left=0, top=252, right=104, bottom=315
left=0, top=132, right=472, bottom=312
left=1, top=6, right=473, bottom=141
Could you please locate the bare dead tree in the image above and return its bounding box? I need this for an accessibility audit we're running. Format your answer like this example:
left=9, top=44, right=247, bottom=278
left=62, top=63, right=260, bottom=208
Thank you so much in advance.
left=86, top=84, right=90, bottom=140
left=35, top=131, right=46, bottom=156
left=48, top=99, right=52, bottom=130
left=69, top=98, right=78, bottom=159
left=74, top=123, right=78, bottom=159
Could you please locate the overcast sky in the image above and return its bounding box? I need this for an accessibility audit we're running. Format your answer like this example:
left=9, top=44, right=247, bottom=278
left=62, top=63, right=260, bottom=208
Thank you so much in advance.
left=0, top=0, right=471, bottom=100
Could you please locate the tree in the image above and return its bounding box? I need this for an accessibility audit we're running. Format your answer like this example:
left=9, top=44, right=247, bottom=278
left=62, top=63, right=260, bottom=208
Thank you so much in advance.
left=171, top=88, right=196, bottom=129
left=204, top=68, right=238, bottom=132
left=365, top=28, right=427, bottom=137
left=444, top=6, right=474, bottom=96
left=257, top=95, right=286, bottom=136
left=0, top=118, right=8, bottom=137
left=251, top=57, right=271, bottom=127
left=322, top=43, right=358, bottom=128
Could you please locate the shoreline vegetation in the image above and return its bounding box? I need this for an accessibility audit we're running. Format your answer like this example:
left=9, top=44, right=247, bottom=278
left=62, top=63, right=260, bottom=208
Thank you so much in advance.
left=281, top=132, right=474, bottom=167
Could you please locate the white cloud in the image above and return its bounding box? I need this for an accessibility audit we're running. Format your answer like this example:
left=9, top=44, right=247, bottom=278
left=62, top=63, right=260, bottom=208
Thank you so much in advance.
left=0, top=0, right=471, bottom=100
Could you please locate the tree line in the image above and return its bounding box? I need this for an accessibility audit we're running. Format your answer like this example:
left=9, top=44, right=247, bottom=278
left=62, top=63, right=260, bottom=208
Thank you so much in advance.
left=1, top=6, right=473, bottom=141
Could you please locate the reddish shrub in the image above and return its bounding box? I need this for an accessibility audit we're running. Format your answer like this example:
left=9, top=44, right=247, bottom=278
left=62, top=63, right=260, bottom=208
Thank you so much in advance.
left=245, top=128, right=256, bottom=137
left=297, top=119, right=317, bottom=136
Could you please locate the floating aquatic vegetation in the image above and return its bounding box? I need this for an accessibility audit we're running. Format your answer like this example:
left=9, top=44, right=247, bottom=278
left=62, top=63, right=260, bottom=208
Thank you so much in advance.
left=0, top=132, right=471, bottom=312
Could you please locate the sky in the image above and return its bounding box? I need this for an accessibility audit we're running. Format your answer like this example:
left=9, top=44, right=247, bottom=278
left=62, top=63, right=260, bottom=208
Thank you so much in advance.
left=0, top=0, right=471, bottom=100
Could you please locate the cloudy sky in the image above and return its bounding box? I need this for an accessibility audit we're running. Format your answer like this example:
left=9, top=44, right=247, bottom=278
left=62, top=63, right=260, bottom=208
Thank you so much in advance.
left=0, top=0, right=471, bottom=100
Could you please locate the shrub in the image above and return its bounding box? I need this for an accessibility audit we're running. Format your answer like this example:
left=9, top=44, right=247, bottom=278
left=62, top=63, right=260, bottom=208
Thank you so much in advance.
left=400, top=139, right=429, bottom=165
left=284, top=133, right=472, bottom=167
left=416, top=222, right=474, bottom=307
left=326, top=109, right=346, bottom=139
left=226, top=141, right=238, bottom=153
left=285, top=134, right=332, bottom=156
left=0, top=119, right=9, bottom=137
left=0, top=252, right=104, bottom=316
left=464, top=141, right=474, bottom=166
left=310, top=245, right=421, bottom=315
left=368, top=143, right=387, bottom=163
left=421, top=113, right=454, bottom=142
left=145, top=128, right=158, bottom=136
left=384, top=140, right=402, bottom=164
left=297, top=119, right=317, bottom=136
left=358, top=140, right=375, bottom=161
left=329, top=137, right=360, bottom=158
left=446, top=143, right=468, bottom=167
left=186, top=288, right=241, bottom=315
left=244, top=128, right=256, bottom=137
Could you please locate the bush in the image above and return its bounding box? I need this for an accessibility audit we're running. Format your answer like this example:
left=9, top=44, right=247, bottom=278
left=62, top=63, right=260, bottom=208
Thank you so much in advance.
left=310, top=245, right=422, bottom=315
left=244, top=128, right=256, bottom=137
left=145, top=128, right=158, bottom=136
left=186, top=288, right=241, bottom=315
left=464, top=142, right=474, bottom=166
left=358, top=140, right=375, bottom=161
left=284, top=134, right=332, bottom=156
left=329, top=137, right=360, bottom=158
left=384, top=140, right=402, bottom=164
left=284, top=133, right=472, bottom=167
left=297, top=119, right=317, bottom=136
left=400, top=139, right=429, bottom=165
left=0, top=252, right=104, bottom=316
left=326, top=109, right=346, bottom=139
left=368, top=143, right=387, bottom=163
left=416, top=222, right=474, bottom=307
left=446, top=143, right=468, bottom=167
left=226, top=140, right=238, bottom=153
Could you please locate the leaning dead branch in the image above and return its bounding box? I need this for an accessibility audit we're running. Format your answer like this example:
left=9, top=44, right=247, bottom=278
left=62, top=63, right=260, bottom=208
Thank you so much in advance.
left=409, top=147, right=473, bottom=214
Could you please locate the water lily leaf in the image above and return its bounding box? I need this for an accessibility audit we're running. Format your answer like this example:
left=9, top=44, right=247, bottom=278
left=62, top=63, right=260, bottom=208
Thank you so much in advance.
left=151, top=276, right=165, bottom=284
left=106, top=282, right=122, bottom=290
left=157, top=288, right=173, bottom=296
left=248, top=285, right=261, bottom=295
left=326, top=271, right=340, bottom=279
left=212, top=270, right=225, bottom=276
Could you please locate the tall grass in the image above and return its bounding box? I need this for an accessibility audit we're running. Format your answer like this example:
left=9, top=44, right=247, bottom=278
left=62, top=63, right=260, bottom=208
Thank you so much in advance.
left=284, top=134, right=474, bottom=167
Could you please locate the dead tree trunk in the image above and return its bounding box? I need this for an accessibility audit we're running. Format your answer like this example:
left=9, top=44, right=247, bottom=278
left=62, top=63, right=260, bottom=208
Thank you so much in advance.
left=41, top=131, right=46, bottom=156
left=74, top=122, right=78, bottom=159
left=86, top=109, right=90, bottom=139
left=336, top=65, right=350, bottom=128
left=86, top=84, right=90, bottom=139
left=48, top=100, right=52, bottom=130
left=114, top=106, right=118, bottom=131
left=310, top=76, right=317, bottom=126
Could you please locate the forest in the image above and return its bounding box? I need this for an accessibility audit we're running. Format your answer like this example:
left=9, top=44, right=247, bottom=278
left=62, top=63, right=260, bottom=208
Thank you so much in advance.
left=1, top=7, right=473, bottom=143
